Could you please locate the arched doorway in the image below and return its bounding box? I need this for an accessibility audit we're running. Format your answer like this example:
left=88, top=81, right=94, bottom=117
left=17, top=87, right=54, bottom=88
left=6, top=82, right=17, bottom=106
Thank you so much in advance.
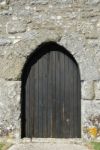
left=21, top=41, right=81, bottom=138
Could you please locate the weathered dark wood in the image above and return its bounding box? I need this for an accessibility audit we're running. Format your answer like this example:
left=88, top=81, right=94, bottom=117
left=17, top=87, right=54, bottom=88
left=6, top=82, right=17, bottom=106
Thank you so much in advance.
left=25, top=76, right=29, bottom=137
left=42, top=54, right=48, bottom=137
left=77, top=68, right=81, bottom=137
left=51, top=51, right=56, bottom=137
left=73, top=63, right=78, bottom=137
left=25, top=48, right=81, bottom=138
left=38, top=58, right=43, bottom=137
left=59, top=52, right=65, bottom=137
left=55, top=52, right=60, bottom=137
left=29, top=66, right=35, bottom=138
left=64, top=55, right=70, bottom=138
left=47, top=52, right=53, bottom=137
left=34, top=62, right=39, bottom=137
left=69, top=59, right=74, bottom=138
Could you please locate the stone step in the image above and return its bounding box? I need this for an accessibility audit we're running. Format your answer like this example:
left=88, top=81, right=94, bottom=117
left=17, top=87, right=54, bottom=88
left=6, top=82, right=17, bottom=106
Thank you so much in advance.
left=7, top=138, right=89, bottom=150
left=8, top=141, right=89, bottom=150
left=21, top=138, right=84, bottom=144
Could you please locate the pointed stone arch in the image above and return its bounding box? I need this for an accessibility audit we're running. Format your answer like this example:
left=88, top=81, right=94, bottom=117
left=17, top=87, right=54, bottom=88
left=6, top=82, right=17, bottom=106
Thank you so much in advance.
left=21, top=41, right=81, bottom=138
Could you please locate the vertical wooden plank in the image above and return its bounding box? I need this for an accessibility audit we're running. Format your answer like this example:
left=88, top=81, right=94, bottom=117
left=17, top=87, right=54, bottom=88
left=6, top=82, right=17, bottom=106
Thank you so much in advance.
left=72, top=63, right=77, bottom=138
left=69, top=59, right=74, bottom=137
left=42, top=54, right=48, bottom=137
left=73, top=64, right=81, bottom=137
left=77, top=68, right=81, bottom=137
left=47, top=52, right=52, bottom=137
left=34, top=61, right=39, bottom=137
left=64, top=55, right=70, bottom=138
left=28, top=73, right=31, bottom=137
left=29, top=65, right=35, bottom=138
left=38, top=58, right=43, bottom=137
left=59, top=52, right=65, bottom=137
left=55, top=51, right=61, bottom=137
left=51, top=51, right=56, bottom=137
left=25, top=75, right=30, bottom=137
left=28, top=72, right=31, bottom=137
left=50, top=51, right=53, bottom=137
left=72, top=61, right=75, bottom=137
left=73, top=63, right=77, bottom=137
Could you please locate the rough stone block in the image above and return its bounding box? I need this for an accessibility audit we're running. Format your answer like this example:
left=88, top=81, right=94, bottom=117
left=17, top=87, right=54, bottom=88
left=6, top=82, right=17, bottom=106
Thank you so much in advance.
left=0, top=0, right=9, bottom=8
left=79, top=60, right=100, bottom=81
left=7, top=20, right=27, bottom=34
left=86, top=0, right=100, bottom=5
left=31, top=0, right=49, bottom=5
left=0, top=80, right=21, bottom=138
left=0, top=54, right=26, bottom=80
left=82, top=81, right=94, bottom=100
left=97, top=21, right=100, bottom=28
left=12, top=29, right=61, bottom=56
left=53, top=0, right=73, bottom=4
left=94, top=81, right=100, bottom=100
left=30, top=0, right=74, bottom=5
left=0, top=0, right=6, bottom=5
left=82, top=100, right=100, bottom=139
left=0, top=37, right=12, bottom=46
left=60, top=32, right=85, bottom=57
left=80, top=22, right=98, bottom=39
left=60, top=32, right=100, bottom=80
left=82, top=100, right=100, bottom=121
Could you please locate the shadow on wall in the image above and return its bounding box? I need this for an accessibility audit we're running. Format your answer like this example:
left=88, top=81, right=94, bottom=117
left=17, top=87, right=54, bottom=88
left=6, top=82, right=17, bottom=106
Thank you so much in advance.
left=20, top=41, right=79, bottom=138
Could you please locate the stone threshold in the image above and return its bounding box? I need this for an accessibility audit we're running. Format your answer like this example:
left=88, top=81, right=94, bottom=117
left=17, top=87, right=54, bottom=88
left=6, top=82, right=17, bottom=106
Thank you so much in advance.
left=19, top=138, right=85, bottom=145
left=0, top=137, right=94, bottom=145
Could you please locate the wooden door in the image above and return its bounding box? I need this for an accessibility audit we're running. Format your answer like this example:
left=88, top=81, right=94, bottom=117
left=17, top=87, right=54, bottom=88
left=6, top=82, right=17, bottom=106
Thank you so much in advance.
left=24, top=45, right=81, bottom=138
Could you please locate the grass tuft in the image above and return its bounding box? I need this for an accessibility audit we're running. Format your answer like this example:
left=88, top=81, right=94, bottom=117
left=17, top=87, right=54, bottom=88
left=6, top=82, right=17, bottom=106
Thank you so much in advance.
left=91, top=142, right=100, bottom=150
left=0, top=142, right=12, bottom=150
left=0, top=143, right=5, bottom=150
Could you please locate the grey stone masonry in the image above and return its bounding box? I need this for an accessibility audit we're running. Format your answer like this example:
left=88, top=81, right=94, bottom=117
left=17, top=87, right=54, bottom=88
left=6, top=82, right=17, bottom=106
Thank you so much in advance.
left=82, top=81, right=94, bottom=100
left=0, top=79, right=21, bottom=139
left=0, top=0, right=100, bottom=141
left=0, top=37, right=12, bottom=46
left=7, top=20, right=27, bottom=34
left=95, top=81, right=100, bottom=100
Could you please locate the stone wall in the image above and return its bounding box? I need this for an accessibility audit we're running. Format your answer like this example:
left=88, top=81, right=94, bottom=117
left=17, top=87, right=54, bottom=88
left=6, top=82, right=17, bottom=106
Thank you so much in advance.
left=0, top=0, right=100, bottom=140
